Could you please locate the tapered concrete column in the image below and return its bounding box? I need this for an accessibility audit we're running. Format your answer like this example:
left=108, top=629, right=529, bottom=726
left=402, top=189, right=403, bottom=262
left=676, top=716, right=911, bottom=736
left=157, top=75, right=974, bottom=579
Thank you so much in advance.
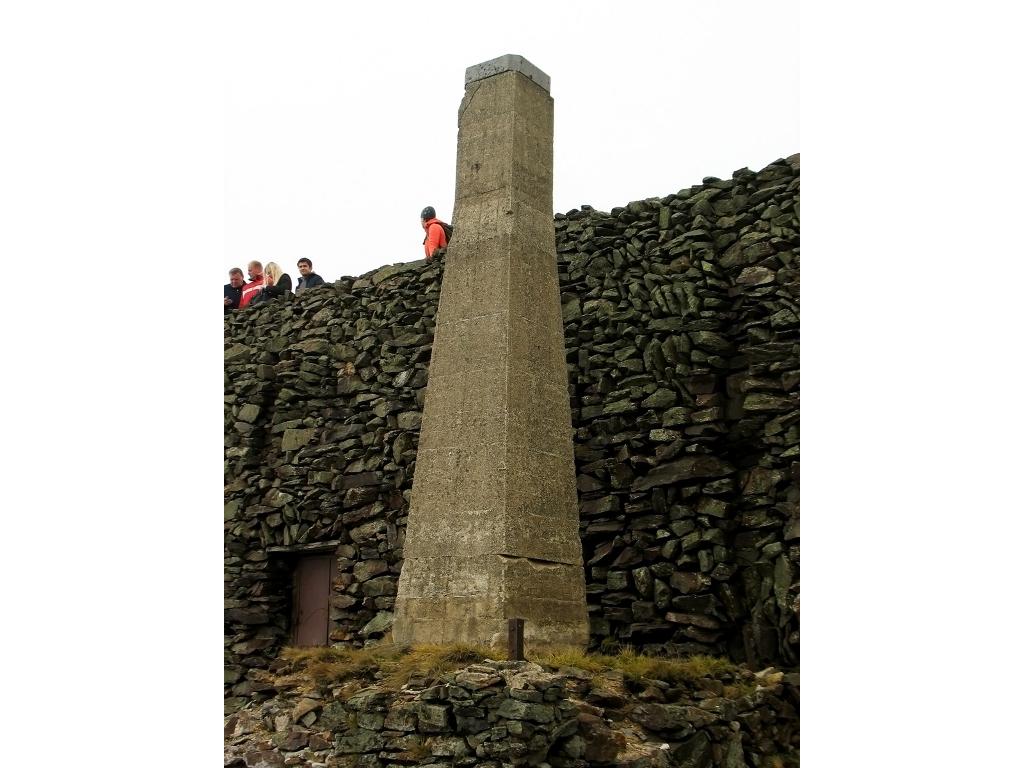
left=393, top=55, right=589, bottom=650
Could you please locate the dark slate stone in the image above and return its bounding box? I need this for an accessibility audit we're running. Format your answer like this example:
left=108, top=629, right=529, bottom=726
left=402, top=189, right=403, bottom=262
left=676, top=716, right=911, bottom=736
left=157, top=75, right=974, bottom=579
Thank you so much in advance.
left=632, top=455, right=733, bottom=491
left=671, top=731, right=712, bottom=768
left=632, top=703, right=694, bottom=734
left=340, top=471, right=384, bottom=488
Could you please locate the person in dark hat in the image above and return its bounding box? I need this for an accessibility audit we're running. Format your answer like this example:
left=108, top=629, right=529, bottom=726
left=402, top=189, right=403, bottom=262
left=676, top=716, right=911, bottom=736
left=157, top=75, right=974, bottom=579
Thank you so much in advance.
left=420, top=205, right=449, bottom=261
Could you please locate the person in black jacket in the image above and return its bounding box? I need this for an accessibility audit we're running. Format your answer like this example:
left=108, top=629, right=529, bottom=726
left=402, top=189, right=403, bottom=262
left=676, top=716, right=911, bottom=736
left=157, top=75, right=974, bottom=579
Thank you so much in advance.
left=251, top=262, right=292, bottom=305
left=223, top=267, right=244, bottom=313
left=295, top=258, right=325, bottom=293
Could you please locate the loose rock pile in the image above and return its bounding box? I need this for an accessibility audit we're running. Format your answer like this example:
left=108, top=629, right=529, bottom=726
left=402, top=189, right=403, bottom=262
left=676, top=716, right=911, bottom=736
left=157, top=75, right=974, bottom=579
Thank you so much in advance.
left=224, top=659, right=798, bottom=768
left=224, top=155, right=799, bottom=699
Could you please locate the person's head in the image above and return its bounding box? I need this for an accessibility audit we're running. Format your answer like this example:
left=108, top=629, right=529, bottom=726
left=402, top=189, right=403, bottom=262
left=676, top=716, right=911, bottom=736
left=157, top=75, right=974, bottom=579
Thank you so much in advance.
left=228, top=267, right=244, bottom=288
left=297, top=258, right=313, bottom=277
left=420, top=206, right=435, bottom=229
left=247, top=260, right=263, bottom=280
left=264, top=262, right=282, bottom=286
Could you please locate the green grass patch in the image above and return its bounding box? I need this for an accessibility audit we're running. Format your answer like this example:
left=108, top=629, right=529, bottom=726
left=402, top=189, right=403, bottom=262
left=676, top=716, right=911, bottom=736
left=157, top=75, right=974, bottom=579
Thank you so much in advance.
left=377, top=643, right=500, bottom=690
left=278, top=643, right=739, bottom=692
left=279, top=644, right=399, bottom=687
left=277, top=642, right=501, bottom=691
left=533, top=646, right=737, bottom=684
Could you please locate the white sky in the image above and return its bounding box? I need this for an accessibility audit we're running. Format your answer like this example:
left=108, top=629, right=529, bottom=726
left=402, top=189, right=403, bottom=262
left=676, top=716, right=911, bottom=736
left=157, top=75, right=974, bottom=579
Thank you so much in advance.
left=226, top=0, right=798, bottom=283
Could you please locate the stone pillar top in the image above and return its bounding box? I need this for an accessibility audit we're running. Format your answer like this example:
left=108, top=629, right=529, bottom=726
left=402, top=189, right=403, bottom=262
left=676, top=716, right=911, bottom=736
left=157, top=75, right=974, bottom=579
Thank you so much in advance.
left=465, top=54, right=550, bottom=93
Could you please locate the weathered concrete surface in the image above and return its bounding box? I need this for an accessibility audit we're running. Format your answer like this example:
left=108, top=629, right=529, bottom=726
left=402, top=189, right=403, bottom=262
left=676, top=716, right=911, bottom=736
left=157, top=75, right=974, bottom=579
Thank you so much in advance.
left=394, top=57, right=589, bottom=650
left=465, top=53, right=551, bottom=92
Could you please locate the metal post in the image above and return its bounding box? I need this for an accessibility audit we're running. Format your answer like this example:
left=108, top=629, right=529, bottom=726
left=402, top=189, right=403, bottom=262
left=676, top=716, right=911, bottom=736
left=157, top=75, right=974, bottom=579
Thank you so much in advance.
left=507, top=618, right=525, bottom=661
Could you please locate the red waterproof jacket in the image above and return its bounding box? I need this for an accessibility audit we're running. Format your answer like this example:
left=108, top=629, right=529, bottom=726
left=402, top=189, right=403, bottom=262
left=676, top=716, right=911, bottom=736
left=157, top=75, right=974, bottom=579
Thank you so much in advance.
left=239, top=277, right=265, bottom=308
left=422, top=218, right=448, bottom=259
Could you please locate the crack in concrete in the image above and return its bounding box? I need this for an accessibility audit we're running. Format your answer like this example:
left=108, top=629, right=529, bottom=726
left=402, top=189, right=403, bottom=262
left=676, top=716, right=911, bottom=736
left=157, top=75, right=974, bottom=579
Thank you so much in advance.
left=496, top=553, right=575, bottom=568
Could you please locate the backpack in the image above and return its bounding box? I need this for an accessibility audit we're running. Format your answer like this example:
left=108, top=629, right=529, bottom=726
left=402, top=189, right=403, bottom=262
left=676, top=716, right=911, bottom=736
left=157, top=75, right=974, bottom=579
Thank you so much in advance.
left=423, top=221, right=454, bottom=253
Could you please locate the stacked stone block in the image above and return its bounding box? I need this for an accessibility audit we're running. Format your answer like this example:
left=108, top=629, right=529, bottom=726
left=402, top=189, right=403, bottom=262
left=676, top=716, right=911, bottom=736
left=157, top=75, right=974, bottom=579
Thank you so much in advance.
left=557, top=155, right=800, bottom=665
left=225, top=261, right=444, bottom=690
left=225, top=659, right=799, bottom=768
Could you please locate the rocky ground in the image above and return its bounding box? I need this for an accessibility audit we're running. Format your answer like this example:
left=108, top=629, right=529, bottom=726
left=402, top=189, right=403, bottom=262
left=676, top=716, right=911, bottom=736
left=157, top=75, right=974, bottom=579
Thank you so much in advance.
left=225, top=649, right=798, bottom=768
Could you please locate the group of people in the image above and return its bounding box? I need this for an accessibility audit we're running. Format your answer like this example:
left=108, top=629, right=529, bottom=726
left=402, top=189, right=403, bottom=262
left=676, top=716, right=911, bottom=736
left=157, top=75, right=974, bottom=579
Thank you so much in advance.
left=223, top=258, right=325, bottom=313
left=224, top=207, right=450, bottom=314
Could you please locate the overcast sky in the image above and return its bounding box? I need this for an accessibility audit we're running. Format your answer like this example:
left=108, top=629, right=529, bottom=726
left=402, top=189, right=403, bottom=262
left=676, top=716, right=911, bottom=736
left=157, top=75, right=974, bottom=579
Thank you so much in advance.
left=226, top=0, right=798, bottom=284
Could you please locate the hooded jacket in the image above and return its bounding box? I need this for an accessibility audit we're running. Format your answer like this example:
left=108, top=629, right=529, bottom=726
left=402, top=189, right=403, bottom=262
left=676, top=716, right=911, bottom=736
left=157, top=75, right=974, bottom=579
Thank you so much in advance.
left=422, top=217, right=448, bottom=259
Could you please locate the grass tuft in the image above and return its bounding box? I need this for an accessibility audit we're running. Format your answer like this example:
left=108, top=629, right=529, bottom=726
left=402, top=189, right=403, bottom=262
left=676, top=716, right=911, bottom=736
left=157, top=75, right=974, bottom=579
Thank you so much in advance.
left=278, top=645, right=402, bottom=687
left=533, top=646, right=737, bottom=684
left=723, top=681, right=760, bottom=699
left=277, top=643, right=739, bottom=693
left=378, top=643, right=500, bottom=690
left=531, top=647, right=610, bottom=673
left=276, top=642, right=501, bottom=691
left=403, top=740, right=432, bottom=761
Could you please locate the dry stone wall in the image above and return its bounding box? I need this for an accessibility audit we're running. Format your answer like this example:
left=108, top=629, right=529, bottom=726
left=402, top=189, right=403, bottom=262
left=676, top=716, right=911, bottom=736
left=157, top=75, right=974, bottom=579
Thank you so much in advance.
left=225, top=659, right=799, bottom=768
left=224, top=155, right=799, bottom=695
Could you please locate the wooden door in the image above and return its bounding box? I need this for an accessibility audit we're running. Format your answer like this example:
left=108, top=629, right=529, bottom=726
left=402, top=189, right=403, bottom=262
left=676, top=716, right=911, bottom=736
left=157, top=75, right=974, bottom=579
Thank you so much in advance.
left=291, top=555, right=332, bottom=646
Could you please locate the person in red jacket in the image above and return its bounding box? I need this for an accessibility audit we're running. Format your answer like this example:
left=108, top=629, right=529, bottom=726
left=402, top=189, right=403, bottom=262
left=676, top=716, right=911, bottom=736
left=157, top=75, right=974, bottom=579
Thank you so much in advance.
left=239, top=261, right=265, bottom=308
left=420, top=206, right=448, bottom=260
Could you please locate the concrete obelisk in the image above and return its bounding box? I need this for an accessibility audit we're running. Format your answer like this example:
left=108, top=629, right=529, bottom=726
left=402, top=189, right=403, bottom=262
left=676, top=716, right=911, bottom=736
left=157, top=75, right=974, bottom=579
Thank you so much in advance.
left=393, top=55, right=589, bottom=650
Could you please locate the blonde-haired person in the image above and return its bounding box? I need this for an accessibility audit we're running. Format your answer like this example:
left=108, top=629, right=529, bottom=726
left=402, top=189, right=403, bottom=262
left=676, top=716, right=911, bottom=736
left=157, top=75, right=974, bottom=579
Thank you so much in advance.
left=252, top=261, right=292, bottom=305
